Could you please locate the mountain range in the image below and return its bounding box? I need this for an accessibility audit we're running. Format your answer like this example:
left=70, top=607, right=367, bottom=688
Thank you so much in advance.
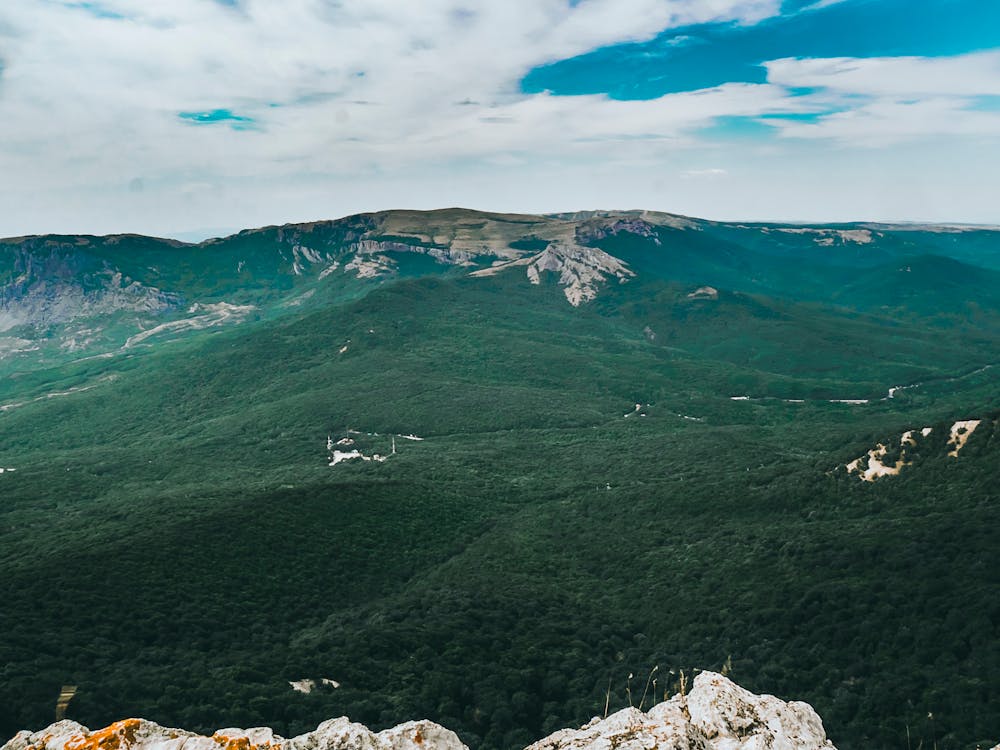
left=1, top=209, right=998, bottom=750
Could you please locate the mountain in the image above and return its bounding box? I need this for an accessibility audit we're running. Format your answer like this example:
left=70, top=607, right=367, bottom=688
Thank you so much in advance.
left=1, top=209, right=998, bottom=750
left=4, top=209, right=999, bottom=374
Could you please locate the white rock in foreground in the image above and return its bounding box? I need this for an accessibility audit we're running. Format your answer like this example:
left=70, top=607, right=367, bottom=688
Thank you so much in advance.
left=527, top=671, right=836, bottom=750
left=4, top=673, right=844, bottom=750
left=2, top=717, right=468, bottom=750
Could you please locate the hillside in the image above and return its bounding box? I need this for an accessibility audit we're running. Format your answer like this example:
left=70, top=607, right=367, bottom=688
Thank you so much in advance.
left=1, top=209, right=998, bottom=750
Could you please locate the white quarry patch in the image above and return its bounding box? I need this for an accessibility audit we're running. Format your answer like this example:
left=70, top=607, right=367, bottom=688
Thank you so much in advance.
left=318, top=261, right=340, bottom=280
left=345, top=254, right=393, bottom=279
left=845, top=419, right=982, bottom=481
left=687, top=286, right=719, bottom=300
left=846, top=443, right=908, bottom=482
left=349, top=236, right=508, bottom=268
left=338, top=344, right=349, bottom=354
left=829, top=399, right=869, bottom=405
left=0, top=337, right=39, bottom=359
left=60, top=327, right=100, bottom=352
left=838, top=229, right=874, bottom=244
left=0, top=468, right=15, bottom=474
left=730, top=396, right=751, bottom=401
left=773, top=227, right=874, bottom=245
left=291, top=245, right=325, bottom=275
left=624, top=404, right=651, bottom=418
left=281, top=289, right=315, bottom=308
left=886, top=383, right=921, bottom=399
left=294, top=244, right=324, bottom=264
left=947, top=420, right=981, bottom=457
left=289, top=678, right=340, bottom=694
left=328, top=449, right=366, bottom=466
left=124, top=302, right=255, bottom=348
left=3, top=671, right=836, bottom=750
left=469, top=255, right=537, bottom=279
left=327, top=433, right=402, bottom=467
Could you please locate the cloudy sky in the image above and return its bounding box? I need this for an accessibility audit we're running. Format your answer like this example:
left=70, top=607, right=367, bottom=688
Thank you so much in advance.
left=1, top=0, right=998, bottom=238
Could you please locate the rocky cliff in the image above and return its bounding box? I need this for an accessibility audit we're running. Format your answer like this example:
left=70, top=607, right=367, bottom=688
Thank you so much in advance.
left=3, top=672, right=855, bottom=750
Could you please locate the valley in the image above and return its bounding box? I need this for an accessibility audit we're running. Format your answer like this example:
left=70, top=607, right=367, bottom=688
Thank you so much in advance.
left=0, top=209, right=998, bottom=750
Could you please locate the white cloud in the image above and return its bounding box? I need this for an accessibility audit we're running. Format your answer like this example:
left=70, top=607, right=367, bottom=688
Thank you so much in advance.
left=0, top=0, right=797, bottom=233
left=768, top=98, right=1000, bottom=144
left=762, top=52, right=1000, bottom=145
left=0, top=2, right=996, bottom=232
left=682, top=168, right=728, bottom=178
left=765, top=51, right=1000, bottom=97
left=798, top=0, right=850, bottom=10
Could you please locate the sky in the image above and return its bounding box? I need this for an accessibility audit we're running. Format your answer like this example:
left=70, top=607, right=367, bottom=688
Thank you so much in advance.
left=0, top=0, right=998, bottom=239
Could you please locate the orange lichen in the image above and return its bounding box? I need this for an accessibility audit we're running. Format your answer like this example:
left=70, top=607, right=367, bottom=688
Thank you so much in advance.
left=211, top=735, right=278, bottom=750
left=23, top=732, right=54, bottom=750
left=65, top=720, right=142, bottom=750
left=413, top=729, right=424, bottom=745
left=213, top=735, right=250, bottom=750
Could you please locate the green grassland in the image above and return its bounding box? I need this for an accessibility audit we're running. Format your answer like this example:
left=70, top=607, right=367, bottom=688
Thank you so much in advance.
left=1, top=214, right=999, bottom=750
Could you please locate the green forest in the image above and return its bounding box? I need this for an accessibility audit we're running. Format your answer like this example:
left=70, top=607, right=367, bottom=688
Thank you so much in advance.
left=1, top=215, right=998, bottom=750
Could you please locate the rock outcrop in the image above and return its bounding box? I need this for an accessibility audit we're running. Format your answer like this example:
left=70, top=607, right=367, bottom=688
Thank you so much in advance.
left=3, top=673, right=842, bottom=750
left=844, top=417, right=993, bottom=481
left=526, top=671, right=836, bottom=750
left=2, top=717, right=468, bottom=750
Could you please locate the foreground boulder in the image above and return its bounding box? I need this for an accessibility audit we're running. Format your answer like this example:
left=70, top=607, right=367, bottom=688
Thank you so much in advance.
left=1, top=717, right=467, bottom=750
left=3, top=672, right=845, bottom=750
left=528, top=671, right=836, bottom=750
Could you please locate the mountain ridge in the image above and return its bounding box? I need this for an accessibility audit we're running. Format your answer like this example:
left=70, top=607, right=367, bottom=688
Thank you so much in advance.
left=5, top=206, right=1000, bottom=248
left=4, top=207, right=1000, bottom=377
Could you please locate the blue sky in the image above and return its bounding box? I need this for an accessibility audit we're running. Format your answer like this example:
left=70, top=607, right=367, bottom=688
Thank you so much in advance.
left=523, top=0, right=1000, bottom=99
left=0, top=0, right=998, bottom=237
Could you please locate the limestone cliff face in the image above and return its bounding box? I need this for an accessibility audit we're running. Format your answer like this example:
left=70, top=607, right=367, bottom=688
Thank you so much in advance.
left=0, top=244, right=180, bottom=334
left=3, top=673, right=849, bottom=750
left=524, top=242, right=634, bottom=306
left=469, top=241, right=634, bottom=306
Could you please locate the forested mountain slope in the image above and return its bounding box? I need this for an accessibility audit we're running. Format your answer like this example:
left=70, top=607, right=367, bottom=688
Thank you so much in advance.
left=1, top=210, right=998, bottom=750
